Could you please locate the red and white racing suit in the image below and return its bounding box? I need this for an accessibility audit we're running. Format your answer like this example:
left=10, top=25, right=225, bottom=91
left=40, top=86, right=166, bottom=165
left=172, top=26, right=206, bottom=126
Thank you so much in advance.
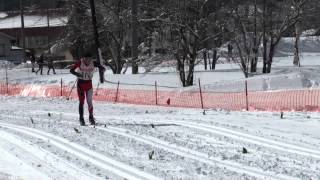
left=70, top=59, right=104, bottom=121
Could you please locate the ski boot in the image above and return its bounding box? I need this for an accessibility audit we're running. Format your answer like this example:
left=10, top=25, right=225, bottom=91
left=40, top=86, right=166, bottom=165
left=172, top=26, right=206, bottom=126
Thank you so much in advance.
left=89, top=115, right=96, bottom=126
left=79, top=117, right=85, bottom=126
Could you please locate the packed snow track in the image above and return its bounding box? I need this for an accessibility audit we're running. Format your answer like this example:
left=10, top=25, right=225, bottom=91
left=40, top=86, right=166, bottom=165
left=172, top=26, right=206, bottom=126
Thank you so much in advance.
left=0, top=96, right=320, bottom=179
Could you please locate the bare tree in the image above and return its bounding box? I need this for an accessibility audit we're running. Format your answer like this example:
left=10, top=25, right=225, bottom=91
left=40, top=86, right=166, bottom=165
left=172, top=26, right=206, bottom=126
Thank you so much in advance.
left=64, top=0, right=92, bottom=59
left=99, top=0, right=132, bottom=74
left=162, top=0, right=226, bottom=86
left=228, top=2, right=262, bottom=77
left=262, top=0, right=306, bottom=73
left=293, top=0, right=304, bottom=66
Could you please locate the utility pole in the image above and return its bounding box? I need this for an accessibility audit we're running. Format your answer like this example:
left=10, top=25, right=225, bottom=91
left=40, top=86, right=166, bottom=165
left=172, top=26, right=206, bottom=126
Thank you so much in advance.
left=131, top=0, right=139, bottom=74
left=47, top=8, right=51, bottom=54
left=262, top=0, right=267, bottom=73
left=20, top=0, right=26, bottom=63
left=293, top=4, right=301, bottom=67
left=89, top=0, right=104, bottom=83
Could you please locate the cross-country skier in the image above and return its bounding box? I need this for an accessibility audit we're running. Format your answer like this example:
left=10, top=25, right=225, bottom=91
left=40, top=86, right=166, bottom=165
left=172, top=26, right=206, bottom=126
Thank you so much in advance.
left=70, top=52, right=105, bottom=126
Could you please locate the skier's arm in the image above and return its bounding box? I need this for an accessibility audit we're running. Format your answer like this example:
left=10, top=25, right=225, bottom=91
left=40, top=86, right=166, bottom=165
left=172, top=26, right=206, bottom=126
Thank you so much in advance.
left=70, top=61, right=82, bottom=78
left=93, top=61, right=105, bottom=71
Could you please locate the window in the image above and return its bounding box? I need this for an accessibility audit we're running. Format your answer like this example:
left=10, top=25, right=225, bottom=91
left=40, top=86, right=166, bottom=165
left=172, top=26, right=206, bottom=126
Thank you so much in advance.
left=25, top=36, right=49, bottom=48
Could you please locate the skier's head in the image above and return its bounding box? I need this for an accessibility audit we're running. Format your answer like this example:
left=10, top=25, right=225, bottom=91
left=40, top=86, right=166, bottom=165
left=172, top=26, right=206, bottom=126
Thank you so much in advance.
left=81, top=52, right=93, bottom=65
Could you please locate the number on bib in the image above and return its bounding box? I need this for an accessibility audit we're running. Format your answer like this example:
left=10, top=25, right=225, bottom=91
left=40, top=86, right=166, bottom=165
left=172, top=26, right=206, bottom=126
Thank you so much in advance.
left=81, top=72, right=93, bottom=79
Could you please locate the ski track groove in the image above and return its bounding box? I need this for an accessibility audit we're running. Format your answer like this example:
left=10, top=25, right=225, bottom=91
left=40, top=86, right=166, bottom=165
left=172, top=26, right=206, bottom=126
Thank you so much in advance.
left=166, top=120, right=320, bottom=159
left=0, top=113, right=299, bottom=179
left=100, top=114, right=320, bottom=160
left=95, top=126, right=296, bottom=180
left=0, top=145, right=51, bottom=180
left=0, top=129, right=100, bottom=180
left=0, top=122, right=162, bottom=180
left=39, top=111, right=320, bottom=160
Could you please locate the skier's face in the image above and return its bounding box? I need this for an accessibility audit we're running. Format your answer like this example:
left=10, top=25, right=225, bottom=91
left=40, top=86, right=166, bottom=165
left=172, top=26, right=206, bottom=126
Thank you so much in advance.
left=82, top=57, right=91, bottom=65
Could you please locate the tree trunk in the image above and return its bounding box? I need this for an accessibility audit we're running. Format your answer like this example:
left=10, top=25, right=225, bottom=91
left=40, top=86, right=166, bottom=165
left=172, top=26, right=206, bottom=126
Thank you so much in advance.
left=293, top=21, right=300, bottom=66
left=266, top=43, right=276, bottom=73
left=89, top=0, right=104, bottom=82
left=148, top=33, right=152, bottom=57
left=203, top=49, right=207, bottom=70
left=131, top=0, right=139, bottom=74
left=251, top=0, right=258, bottom=73
left=262, top=0, right=267, bottom=73
left=115, top=42, right=122, bottom=74
left=251, top=48, right=258, bottom=73
left=186, top=58, right=195, bottom=86
left=212, top=49, right=218, bottom=70
left=176, top=52, right=186, bottom=87
left=208, top=50, right=212, bottom=70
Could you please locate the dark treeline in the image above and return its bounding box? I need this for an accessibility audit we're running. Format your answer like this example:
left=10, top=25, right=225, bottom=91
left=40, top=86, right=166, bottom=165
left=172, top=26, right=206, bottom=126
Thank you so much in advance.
left=2, top=0, right=320, bottom=87
left=63, top=0, right=320, bottom=86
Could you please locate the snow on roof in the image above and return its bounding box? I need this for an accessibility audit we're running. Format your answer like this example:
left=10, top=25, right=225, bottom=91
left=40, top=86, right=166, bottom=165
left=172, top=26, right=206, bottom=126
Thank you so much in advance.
left=0, top=15, right=67, bottom=29
left=301, top=29, right=317, bottom=37
left=11, top=46, right=22, bottom=50
left=0, top=12, right=8, bottom=18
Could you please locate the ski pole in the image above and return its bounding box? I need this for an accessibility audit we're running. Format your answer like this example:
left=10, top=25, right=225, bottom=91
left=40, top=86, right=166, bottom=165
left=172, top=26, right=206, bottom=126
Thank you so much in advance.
left=95, top=82, right=100, bottom=96
left=67, top=80, right=77, bottom=100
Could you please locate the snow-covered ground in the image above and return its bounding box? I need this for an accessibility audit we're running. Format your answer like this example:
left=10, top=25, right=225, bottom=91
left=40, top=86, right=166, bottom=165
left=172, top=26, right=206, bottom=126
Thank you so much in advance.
left=1, top=53, right=320, bottom=91
left=0, top=96, right=320, bottom=179
left=1, top=53, right=320, bottom=179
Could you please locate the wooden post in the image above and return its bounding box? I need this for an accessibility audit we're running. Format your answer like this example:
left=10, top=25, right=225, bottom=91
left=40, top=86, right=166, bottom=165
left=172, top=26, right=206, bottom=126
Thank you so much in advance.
left=198, top=79, right=204, bottom=109
left=245, top=80, right=249, bottom=111
left=115, top=81, right=120, bottom=103
left=155, top=81, right=158, bottom=105
left=60, top=78, right=63, bottom=97
left=46, top=8, right=51, bottom=54
left=5, top=63, right=8, bottom=94
left=20, top=0, right=26, bottom=64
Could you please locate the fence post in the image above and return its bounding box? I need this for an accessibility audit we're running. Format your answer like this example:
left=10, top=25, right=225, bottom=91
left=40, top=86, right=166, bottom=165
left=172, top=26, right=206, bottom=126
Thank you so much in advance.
left=60, top=78, right=63, bottom=97
left=198, top=78, right=204, bottom=109
left=155, top=81, right=158, bottom=105
left=5, top=63, right=8, bottom=94
left=115, top=81, right=120, bottom=103
left=245, top=80, right=249, bottom=111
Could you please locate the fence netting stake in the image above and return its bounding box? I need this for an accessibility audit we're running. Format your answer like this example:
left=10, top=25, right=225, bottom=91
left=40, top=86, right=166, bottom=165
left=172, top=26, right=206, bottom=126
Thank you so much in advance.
left=245, top=80, right=249, bottom=111
left=5, top=63, right=8, bottom=94
left=198, top=78, right=204, bottom=109
left=60, top=78, right=63, bottom=97
left=115, top=81, right=120, bottom=102
left=155, top=81, right=158, bottom=105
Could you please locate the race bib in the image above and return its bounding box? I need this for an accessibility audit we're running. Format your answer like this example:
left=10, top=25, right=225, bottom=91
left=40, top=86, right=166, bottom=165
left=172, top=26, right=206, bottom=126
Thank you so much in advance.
left=81, top=71, right=94, bottom=80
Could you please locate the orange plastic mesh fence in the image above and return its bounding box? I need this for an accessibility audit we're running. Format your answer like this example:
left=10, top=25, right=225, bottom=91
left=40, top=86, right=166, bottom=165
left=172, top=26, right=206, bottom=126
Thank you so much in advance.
left=1, top=82, right=320, bottom=112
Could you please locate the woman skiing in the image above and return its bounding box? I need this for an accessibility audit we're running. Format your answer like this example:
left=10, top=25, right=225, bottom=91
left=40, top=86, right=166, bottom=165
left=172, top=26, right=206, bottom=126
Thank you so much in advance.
left=70, top=53, right=105, bottom=126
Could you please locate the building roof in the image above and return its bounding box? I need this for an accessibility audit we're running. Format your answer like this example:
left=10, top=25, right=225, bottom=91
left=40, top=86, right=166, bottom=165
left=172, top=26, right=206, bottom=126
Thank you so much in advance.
left=0, top=15, right=67, bottom=29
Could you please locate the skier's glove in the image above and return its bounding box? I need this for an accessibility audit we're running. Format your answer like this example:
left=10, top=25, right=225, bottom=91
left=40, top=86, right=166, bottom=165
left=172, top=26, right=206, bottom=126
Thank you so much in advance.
left=74, top=72, right=83, bottom=78
left=98, top=65, right=106, bottom=71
